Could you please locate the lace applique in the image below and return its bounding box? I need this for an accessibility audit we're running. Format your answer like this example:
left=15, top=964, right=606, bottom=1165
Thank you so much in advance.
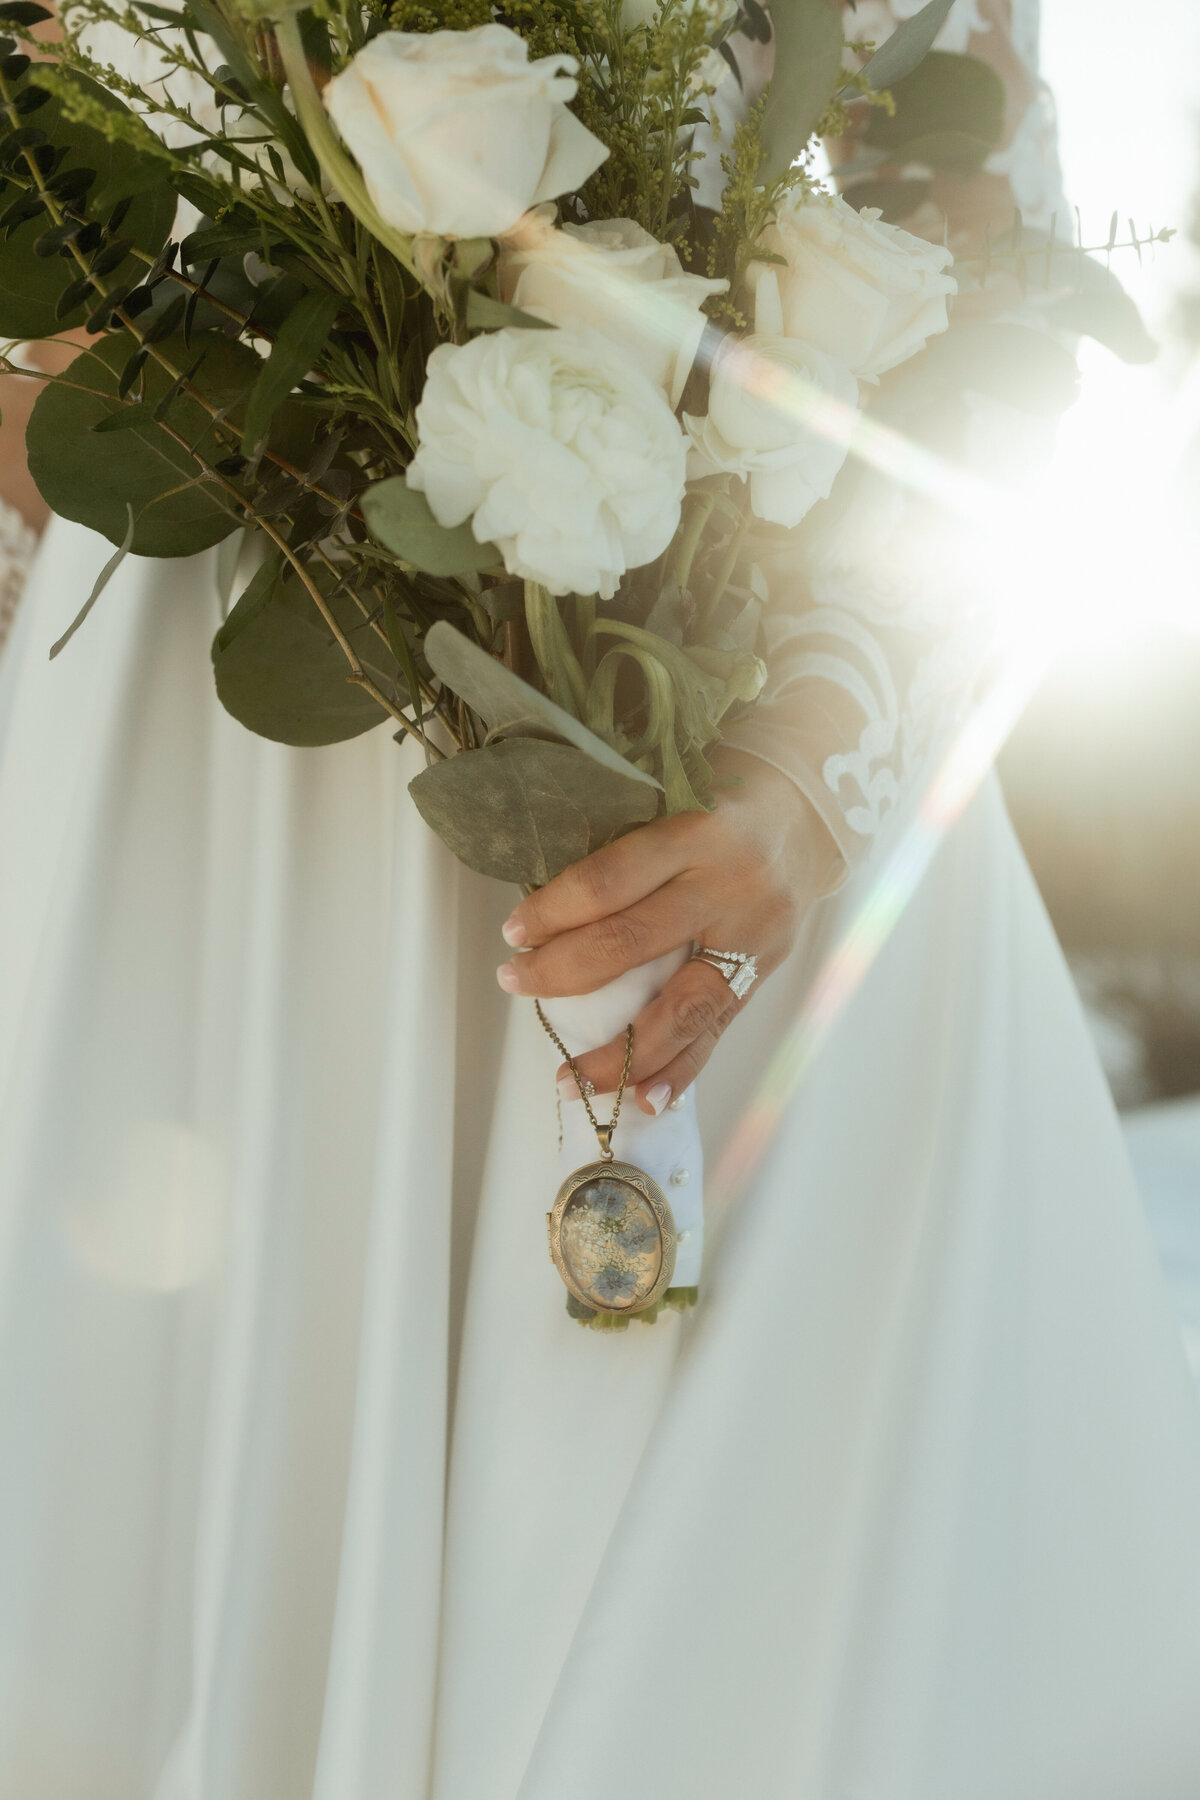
left=821, top=627, right=978, bottom=840
left=985, top=86, right=1068, bottom=233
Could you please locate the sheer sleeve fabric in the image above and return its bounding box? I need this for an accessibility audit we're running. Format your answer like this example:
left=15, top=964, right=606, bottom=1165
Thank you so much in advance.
left=722, top=0, right=1063, bottom=879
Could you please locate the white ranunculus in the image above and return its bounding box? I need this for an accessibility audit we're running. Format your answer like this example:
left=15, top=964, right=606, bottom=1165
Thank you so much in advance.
left=323, top=25, right=608, bottom=240
left=407, top=325, right=688, bottom=599
left=758, top=190, right=956, bottom=382
left=684, top=326, right=859, bottom=529
left=498, top=211, right=726, bottom=407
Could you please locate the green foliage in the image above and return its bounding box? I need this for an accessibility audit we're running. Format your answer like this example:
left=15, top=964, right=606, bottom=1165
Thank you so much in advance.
left=241, top=289, right=341, bottom=453
left=361, top=479, right=501, bottom=576
left=855, top=0, right=957, bottom=93
left=916, top=321, right=1082, bottom=415
left=757, top=0, right=842, bottom=185
left=27, top=330, right=262, bottom=556
left=212, top=557, right=401, bottom=744
left=841, top=177, right=932, bottom=223
left=705, top=95, right=814, bottom=323
left=10, top=0, right=1158, bottom=898
left=423, top=619, right=662, bottom=792
left=408, top=736, right=659, bottom=885
left=0, top=70, right=174, bottom=337
left=864, top=50, right=1006, bottom=175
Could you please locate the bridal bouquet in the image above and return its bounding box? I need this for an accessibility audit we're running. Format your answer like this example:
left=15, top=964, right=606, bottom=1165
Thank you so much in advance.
left=0, top=0, right=1138, bottom=1321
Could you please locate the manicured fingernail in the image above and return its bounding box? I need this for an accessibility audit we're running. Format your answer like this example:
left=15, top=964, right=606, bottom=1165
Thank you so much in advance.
left=557, top=1076, right=581, bottom=1104
left=501, top=915, right=527, bottom=948
left=496, top=962, right=521, bottom=993
left=646, top=1082, right=672, bottom=1116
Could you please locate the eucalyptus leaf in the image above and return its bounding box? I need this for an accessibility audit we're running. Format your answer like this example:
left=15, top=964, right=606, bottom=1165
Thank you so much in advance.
left=982, top=232, right=1158, bottom=364
left=760, top=0, right=844, bottom=184
left=48, top=503, right=134, bottom=659
left=241, top=288, right=340, bottom=453
left=423, top=620, right=660, bottom=792
left=408, top=738, right=659, bottom=886
left=464, top=290, right=555, bottom=332
left=855, top=0, right=955, bottom=91
left=842, top=177, right=932, bottom=222
left=212, top=559, right=397, bottom=745
left=28, top=330, right=262, bottom=556
left=918, top=322, right=1081, bottom=413
left=180, top=219, right=269, bottom=265
left=360, top=477, right=500, bottom=575
left=880, top=128, right=994, bottom=177
left=0, top=73, right=174, bottom=338
left=1044, top=289, right=1156, bottom=364
left=865, top=51, right=1005, bottom=162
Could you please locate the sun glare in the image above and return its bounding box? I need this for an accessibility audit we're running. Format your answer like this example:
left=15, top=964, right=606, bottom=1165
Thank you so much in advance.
left=1006, top=345, right=1200, bottom=666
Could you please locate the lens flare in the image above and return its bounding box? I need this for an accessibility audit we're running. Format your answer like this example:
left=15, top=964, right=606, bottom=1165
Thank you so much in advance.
left=707, top=328, right=1200, bottom=1207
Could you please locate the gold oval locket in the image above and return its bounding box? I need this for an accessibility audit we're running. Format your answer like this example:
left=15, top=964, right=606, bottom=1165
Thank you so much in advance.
left=547, top=1157, right=677, bottom=1316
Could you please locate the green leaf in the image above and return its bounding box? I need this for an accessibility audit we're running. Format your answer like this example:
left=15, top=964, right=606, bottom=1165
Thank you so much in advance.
left=212, top=559, right=396, bottom=746
left=865, top=51, right=1005, bottom=163
left=27, top=330, right=262, bottom=556
left=180, top=218, right=268, bottom=265
left=760, top=0, right=844, bottom=184
left=212, top=551, right=280, bottom=653
left=464, top=290, right=555, bottom=332
left=1045, top=289, right=1157, bottom=364
left=918, top=322, right=1081, bottom=414
left=423, top=619, right=660, bottom=793
left=48, top=502, right=134, bottom=659
left=880, top=128, right=994, bottom=177
left=0, top=73, right=174, bottom=338
left=856, top=0, right=956, bottom=91
left=983, top=232, right=1158, bottom=364
left=408, top=737, right=659, bottom=886
left=360, top=477, right=500, bottom=576
left=240, top=289, right=340, bottom=453
left=841, top=177, right=932, bottom=222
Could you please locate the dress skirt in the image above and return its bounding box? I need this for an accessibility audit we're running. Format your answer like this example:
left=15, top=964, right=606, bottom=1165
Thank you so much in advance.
left=3, top=522, right=1200, bottom=1800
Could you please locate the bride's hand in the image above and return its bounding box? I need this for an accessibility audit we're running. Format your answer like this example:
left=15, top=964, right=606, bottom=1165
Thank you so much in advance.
left=495, top=750, right=844, bottom=1114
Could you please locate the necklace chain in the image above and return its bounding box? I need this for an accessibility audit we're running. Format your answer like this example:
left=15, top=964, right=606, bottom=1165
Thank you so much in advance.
left=535, top=1001, right=634, bottom=1161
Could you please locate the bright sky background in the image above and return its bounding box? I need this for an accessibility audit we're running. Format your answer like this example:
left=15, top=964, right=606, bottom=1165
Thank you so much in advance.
left=992, top=0, right=1200, bottom=664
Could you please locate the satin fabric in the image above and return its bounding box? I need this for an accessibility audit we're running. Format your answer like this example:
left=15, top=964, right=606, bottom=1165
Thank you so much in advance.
left=3, top=523, right=1200, bottom=1799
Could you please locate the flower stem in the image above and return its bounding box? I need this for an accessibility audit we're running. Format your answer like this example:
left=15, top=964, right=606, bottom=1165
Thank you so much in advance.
left=275, top=16, right=422, bottom=286
left=524, top=581, right=589, bottom=717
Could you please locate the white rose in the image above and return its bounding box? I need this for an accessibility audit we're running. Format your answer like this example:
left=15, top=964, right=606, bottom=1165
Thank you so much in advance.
left=407, top=325, right=688, bottom=599
left=498, top=211, right=726, bottom=407
left=758, top=191, right=956, bottom=381
left=684, top=328, right=859, bottom=529
left=323, top=25, right=608, bottom=240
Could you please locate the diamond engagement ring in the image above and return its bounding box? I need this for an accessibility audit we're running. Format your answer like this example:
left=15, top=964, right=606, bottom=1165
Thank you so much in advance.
left=689, top=946, right=759, bottom=999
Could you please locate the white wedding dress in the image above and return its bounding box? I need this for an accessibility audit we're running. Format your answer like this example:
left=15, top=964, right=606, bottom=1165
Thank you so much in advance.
left=4, top=5, right=1200, bottom=1798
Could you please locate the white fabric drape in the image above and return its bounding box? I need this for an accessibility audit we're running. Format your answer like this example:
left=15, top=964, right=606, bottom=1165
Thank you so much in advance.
left=3, top=524, right=1200, bottom=1799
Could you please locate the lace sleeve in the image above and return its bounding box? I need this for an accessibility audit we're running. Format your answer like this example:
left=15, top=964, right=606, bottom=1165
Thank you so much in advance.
left=722, top=0, right=1062, bottom=878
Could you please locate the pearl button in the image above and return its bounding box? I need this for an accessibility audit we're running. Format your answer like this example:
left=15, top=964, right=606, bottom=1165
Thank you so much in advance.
left=669, top=1167, right=690, bottom=1188
left=668, top=1092, right=687, bottom=1111
left=678, top=1230, right=692, bottom=1244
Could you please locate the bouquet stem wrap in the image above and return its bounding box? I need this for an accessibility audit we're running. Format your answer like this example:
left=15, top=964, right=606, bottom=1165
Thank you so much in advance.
left=540, top=947, right=704, bottom=1292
